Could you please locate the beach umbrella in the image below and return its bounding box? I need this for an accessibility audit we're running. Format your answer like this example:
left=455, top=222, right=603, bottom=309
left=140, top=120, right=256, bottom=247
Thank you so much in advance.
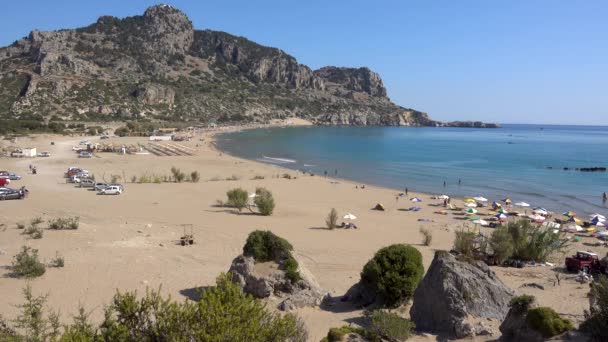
left=502, top=198, right=512, bottom=204
left=533, top=208, right=548, bottom=215
left=410, top=197, right=422, bottom=202
left=492, top=201, right=502, bottom=209
left=590, top=214, right=606, bottom=220
left=467, top=215, right=481, bottom=221
left=568, top=216, right=582, bottom=223
left=495, top=213, right=508, bottom=221
left=598, top=230, right=608, bottom=237
left=464, top=202, right=477, bottom=208
left=343, top=213, right=357, bottom=220
left=438, top=195, right=450, bottom=199
left=466, top=208, right=478, bottom=214
left=515, top=202, right=530, bottom=207
left=473, top=196, right=488, bottom=202
left=464, top=198, right=476, bottom=203
left=591, top=215, right=606, bottom=222
left=563, top=211, right=576, bottom=217
left=497, top=208, right=509, bottom=214
left=594, top=221, right=606, bottom=227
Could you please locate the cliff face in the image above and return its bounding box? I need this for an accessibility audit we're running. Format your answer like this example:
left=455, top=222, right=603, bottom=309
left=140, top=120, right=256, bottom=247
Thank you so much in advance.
left=0, top=5, right=498, bottom=127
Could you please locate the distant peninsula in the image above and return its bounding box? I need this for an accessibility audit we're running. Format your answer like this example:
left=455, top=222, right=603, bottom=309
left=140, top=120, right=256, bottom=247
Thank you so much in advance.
left=0, top=4, right=499, bottom=128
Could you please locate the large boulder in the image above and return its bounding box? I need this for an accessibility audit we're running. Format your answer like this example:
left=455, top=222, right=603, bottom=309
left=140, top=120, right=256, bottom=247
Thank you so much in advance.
left=410, top=251, right=514, bottom=338
left=499, top=302, right=544, bottom=342
left=228, top=254, right=328, bottom=311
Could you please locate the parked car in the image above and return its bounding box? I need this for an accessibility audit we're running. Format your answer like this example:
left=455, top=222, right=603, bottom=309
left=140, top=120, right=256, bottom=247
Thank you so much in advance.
left=67, top=168, right=88, bottom=178
left=79, top=151, right=92, bottom=158
left=100, top=135, right=110, bottom=140
left=0, top=178, right=10, bottom=186
left=6, top=172, right=21, bottom=180
left=0, top=188, right=25, bottom=200
left=38, top=151, right=51, bottom=157
left=79, top=178, right=95, bottom=188
left=99, top=185, right=122, bottom=195
left=72, top=146, right=83, bottom=152
left=79, top=140, right=90, bottom=145
left=565, top=251, right=607, bottom=274
left=94, top=183, right=109, bottom=191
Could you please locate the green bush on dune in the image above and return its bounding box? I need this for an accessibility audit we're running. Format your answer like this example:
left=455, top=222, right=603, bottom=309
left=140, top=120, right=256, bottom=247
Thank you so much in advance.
left=254, top=187, right=275, bottom=216
left=226, top=188, right=249, bottom=211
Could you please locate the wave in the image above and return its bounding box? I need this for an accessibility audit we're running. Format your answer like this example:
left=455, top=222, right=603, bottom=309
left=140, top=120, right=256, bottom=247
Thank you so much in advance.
left=261, top=156, right=297, bottom=164
left=303, top=164, right=316, bottom=167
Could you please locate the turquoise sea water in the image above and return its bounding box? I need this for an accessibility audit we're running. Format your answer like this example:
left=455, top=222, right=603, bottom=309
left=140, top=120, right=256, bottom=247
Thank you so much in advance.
left=216, top=124, right=608, bottom=215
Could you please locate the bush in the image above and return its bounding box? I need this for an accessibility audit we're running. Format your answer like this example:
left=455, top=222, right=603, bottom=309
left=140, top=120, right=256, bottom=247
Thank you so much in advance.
left=243, top=230, right=293, bottom=262
left=131, top=175, right=137, bottom=183
left=24, top=219, right=44, bottom=239
left=507, top=220, right=569, bottom=261
left=254, top=187, right=275, bottom=216
left=580, top=276, right=608, bottom=340
left=361, top=244, right=424, bottom=307
left=114, top=126, right=130, bottom=137
left=99, top=273, right=308, bottom=341
left=419, top=227, right=432, bottom=246
left=368, top=310, right=415, bottom=341
left=13, top=285, right=60, bottom=341
left=526, top=307, right=573, bottom=337
left=16, top=222, right=25, bottom=230
left=49, top=252, right=64, bottom=268
left=326, top=208, right=338, bottom=229
left=251, top=175, right=265, bottom=180
left=323, top=325, right=376, bottom=342
left=509, top=294, right=535, bottom=313
left=170, top=167, right=186, bottom=183
left=48, top=217, right=79, bottom=230
left=490, top=225, right=514, bottom=264
left=453, top=229, right=477, bottom=258
left=284, top=256, right=301, bottom=283
left=12, top=246, right=46, bottom=278
left=227, top=188, right=249, bottom=211
left=226, top=174, right=240, bottom=181
left=190, top=171, right=200, bottom=183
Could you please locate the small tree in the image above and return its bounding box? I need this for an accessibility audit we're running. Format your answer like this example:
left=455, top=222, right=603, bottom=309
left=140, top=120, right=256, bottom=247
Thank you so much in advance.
left=227, top=188, right=249, bottom=212
left=453, top=229, right=477, bottom=258
left=13, top=286, right=60, bottom=342
left=526, top=307, right=573, bottom=337
left=326, top=208, right=338, bottom=229
left=190, top=171, right=200, bottom=183
left=12, top=246, right=46, bottom=278
left=490, top=225, right=514, bottom=264
left=580, top=276, right=608, bottom=340
left=361, top=244, right=424, bottom=307
left=170, top=167, right=186, bottom=183
left=254, top=187, right=275, bottom=216
left=368, top=310, right=415, bottom=341
left=419, top=227, right=433, bottom=246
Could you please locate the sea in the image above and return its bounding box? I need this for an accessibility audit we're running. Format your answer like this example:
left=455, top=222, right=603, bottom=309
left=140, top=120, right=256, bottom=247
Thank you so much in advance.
left=215, top=124, right=608, bottom=216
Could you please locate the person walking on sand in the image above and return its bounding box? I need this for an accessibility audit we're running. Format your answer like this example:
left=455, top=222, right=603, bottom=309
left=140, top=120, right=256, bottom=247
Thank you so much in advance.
left=603, top=192, right=607, bottom=202
left=405, top=187, right=408, bottom=196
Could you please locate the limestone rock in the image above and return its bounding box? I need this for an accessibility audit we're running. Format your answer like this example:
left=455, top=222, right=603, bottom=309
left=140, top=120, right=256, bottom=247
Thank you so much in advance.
left=410, top=251, right=514, bottom=338
left=228, top=255, right=328, bottom=311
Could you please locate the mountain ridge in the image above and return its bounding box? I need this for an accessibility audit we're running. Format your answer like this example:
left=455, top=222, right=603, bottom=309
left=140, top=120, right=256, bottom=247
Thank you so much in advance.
left=0, top=4, right=499, bottom=128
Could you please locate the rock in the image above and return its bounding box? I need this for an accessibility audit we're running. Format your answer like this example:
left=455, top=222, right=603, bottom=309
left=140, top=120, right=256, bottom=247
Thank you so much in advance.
left=410, top=251, right=514, bottom=338
left=499, top=302, right=544, bottom=342
left=474, top=321, right=494, bottom=336
left=228, top=255, right=328, bottom=311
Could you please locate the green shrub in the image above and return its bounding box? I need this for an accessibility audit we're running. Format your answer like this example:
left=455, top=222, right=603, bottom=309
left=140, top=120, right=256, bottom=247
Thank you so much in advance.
left=48, top=217, right=79, bottom=230
left=190, top=171, right=200, bottom=183
left=11, top=246, right=46, bottom=278
left=13, top=285, right=60, bottom=341
left=227, top=188, right=249, bottom=211
left=490, top=225, right=514, bottom=264
left=24, top=219, right=44, bottom=239
left=59, top=306, right=96, bottom=341
left=49, top=252, right=64, bottom=268
left=243, top=230, right=293, bottom=262
left=284, top=256, right=301, bottom=283
left=324, top=325, right=376, bottom=342
left=99, top=273, right=308, bottom=341
left=326, top=208, right=338, bottom=229
left=580, top=276, right=608, bottom=341
left=526, top=307, right=573, bottom=337
left=507, top=220, right=569, bottom=261
left=361, top=244, right=424, bottom=307
left=419, top=227, right=432, bottom=246
left=509, top=294, right=535, bottom=313
left=453, top=229, right=476, bottom=258
left=114, top=126, right=130, bottom=137
left=254, top=187, right=275, bottom=216
left=170, top=167, right=186, bottom=183
left=251, top=175, right=265, bottom=180
left=368, top=310, right=415, bottom=341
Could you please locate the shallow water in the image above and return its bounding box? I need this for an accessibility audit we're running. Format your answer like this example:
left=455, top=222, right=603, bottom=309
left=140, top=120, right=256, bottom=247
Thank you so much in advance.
left=216, top=124, right=608, bottom=215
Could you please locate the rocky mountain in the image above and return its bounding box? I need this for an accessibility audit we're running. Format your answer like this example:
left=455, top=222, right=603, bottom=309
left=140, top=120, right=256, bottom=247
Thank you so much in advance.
left=0, top=4, right=499, bottom=127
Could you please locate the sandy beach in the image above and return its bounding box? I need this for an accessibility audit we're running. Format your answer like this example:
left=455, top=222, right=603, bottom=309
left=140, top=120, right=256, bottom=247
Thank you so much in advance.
left=0, top=124, right=600, bottom=341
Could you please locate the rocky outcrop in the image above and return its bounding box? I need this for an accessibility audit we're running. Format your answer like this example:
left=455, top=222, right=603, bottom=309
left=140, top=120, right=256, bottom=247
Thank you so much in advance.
left=228, top=255, right=328, bottom=311
left=410, top=251, right=514, bottom=338
left=499, top=302, right=544, bottom=342
left=0, top=5, right=499, bottom=128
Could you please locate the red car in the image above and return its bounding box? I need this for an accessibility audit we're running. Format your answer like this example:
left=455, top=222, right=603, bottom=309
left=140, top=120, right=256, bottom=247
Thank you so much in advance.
left=565, top=251, right=607, bottom=274
left=0, top=177, right=10, bottom=187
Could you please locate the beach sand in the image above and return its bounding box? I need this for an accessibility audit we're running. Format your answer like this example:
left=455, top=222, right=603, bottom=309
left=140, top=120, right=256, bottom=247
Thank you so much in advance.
left=0, top=125, right=599, bottom=341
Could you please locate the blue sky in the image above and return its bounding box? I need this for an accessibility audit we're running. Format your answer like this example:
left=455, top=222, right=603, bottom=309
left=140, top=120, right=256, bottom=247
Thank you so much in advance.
left=1, top=1, right=607, bottom=125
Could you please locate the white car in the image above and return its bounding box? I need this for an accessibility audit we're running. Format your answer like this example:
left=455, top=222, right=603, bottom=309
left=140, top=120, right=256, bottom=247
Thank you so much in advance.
left=72, top=146, right=83, bottom=152
left=99, top=185, right=122, bottom=195
left=79, top=151, right=92, bottom=158
left=79, top=140, right=90, bottom=145
left=38, top=151, right=51, bottom=157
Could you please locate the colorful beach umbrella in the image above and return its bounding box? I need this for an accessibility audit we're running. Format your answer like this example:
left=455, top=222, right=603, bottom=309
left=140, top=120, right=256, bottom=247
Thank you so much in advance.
left=464, top=198, right=476, bottom=203
left=590, top=214, right=606, bottom=220
left=410, top=197, right=422, bottom=202
left=495, top=213, right=508, bottom=221
left=497, top=208, right=509, bottom=214
left=467, top=215, right=481, bottom=221
left=568, top=216, right=582, bottom=223
left=466, top=208, right=478, bottom=214
left=503, top=198, right=512, bottom=204
left=563, top=211, right=576, bottom=217
left=592, top=218, right=605, bottom=226
left=492, top=201, right=502, bottom=209
left=591, top=215, right=606, bottom=222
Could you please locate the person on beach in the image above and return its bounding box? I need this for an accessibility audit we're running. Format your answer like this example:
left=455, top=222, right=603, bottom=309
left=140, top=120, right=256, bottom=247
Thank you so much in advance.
left=335, top=169, right=338, bottom=176
left=458, top=178, right=462, bottom=186
left=603, top=192, right=607, bottom=202
left=405, top=188, right=408, bottom=196
left=443, top=181, right=446, bottom=187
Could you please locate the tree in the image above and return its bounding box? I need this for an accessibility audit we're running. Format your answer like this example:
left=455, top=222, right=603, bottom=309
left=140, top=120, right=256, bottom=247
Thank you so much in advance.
left=580, top=276, right=608, bottom=341
left=227, top=188, right=248, bottom=211
left=361, top=244, right=424, bottom=307
left=254, top=187, right=275, bottom=216
left=489, top=225, right=514, bottom=264
left=326, top=208, right=338, bottom=229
